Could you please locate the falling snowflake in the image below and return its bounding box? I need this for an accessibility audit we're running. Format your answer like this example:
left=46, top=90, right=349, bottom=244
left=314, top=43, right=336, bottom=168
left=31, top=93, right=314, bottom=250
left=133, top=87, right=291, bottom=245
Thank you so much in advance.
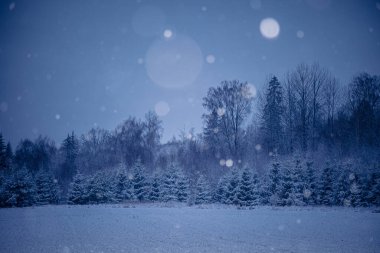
left=9, top=2, right=15, bottom=11
left=255, top=144, right=262, bottom=151
left=303, top=189, right=312, bottom=198
left=0, top=102, right=8, bottom=113
left=154, top=101, right=170, bottom=116
left=260, top=18, right=280, bottom=39
left=226, top=159, right=233, bottom=167
left=201, top=6, right=207, bottom=12
left=241, top=83, right=257, bottom=99
left=206, top=54, right=215, bottom=64
left=296, top=30, right=305, bottom=38
left=217, top=107, right=225, bottom=116
left=249, top=0, right=261, bottom=10
left=55, top=114, right=61, bottom=120
left=163, top=29, right=173, bottom=39
left=219, top=159, right=226, bottom=166
left=137, top=58, right=144, bottom=64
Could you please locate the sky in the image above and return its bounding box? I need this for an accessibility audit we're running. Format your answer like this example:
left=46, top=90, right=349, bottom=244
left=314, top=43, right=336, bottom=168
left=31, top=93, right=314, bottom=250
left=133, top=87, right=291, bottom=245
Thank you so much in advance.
left=0, top=0, right=380, bottom=147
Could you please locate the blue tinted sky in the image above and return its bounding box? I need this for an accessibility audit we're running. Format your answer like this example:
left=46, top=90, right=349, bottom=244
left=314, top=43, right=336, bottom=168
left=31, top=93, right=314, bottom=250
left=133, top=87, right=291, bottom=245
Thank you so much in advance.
left=0, top=0, right=380, bottom=146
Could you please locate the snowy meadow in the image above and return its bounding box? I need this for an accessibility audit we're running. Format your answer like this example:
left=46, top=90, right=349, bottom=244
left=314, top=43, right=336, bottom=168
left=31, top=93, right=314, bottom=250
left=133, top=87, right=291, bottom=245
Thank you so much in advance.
left=0, top=205, right=379, bottom=253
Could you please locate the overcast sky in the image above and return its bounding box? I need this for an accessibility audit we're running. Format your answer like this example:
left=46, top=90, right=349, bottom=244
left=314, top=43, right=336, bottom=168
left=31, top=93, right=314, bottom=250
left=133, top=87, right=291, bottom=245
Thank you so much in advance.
left=1, top=0, right=380, bottom=147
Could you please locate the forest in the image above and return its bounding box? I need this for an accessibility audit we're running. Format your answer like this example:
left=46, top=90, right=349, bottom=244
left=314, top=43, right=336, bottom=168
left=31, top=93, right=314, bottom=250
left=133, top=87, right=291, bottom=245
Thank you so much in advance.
left=0, top=63, right=379, bottom=208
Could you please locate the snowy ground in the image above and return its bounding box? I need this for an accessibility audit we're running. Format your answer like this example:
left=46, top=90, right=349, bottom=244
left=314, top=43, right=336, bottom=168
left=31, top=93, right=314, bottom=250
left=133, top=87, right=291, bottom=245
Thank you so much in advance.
left=0, top=205, right=379, bottom=253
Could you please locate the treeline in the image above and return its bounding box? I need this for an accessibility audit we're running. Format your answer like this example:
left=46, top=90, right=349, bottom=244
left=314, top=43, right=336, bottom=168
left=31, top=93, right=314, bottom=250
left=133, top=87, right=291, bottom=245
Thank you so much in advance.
left=0, top=62, right=379, bottom=208
left=1, top=158, right=379, bottom=207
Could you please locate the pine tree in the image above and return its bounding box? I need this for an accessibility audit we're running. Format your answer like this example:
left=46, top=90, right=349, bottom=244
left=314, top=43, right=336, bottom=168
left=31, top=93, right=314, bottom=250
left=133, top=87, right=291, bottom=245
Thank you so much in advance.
left=261, top=76, right=284, bottom=153
left=225, top=168, right=240, bottom=205
left=60, top=132, right=79, bottom=187
left=318, top=163, right=335, bottom=205
left=214, top=174, right=229, bottom=203
left=292, top=158, right=306, bottom=206
left=365, top=172, right=380, bottom=206
left=5, top=167, right=36, bottom=207
left=347, top=172, right=362, bottom=207
left=304, top=161, right=317, bottom=205
left=279, top=167, right=295, bottom=206
left=251, top=173, right=261, bottom=205
left=194, top=175, right=212, bottom=204
left=87, top=171, right=114, bottom=204
left=148, top=171, right=161, bottom=202
left=4, top=142, right=13, bottom=171
left=114, top=168, right=131, bottom=202
left=35, top=170, right=60, bottom=205
left=268, top=160, right=282, bottom=205
left=68, top=173, right=88, bottom=204
left=0, top=133, right=6, bottom=170
left=237, top=167, right=254, bottom=206
left=334, top=169, right=349, bottom=206
left=176, top=168, right=189, bottom=202
left=131, top=160, right=148, bottom=201
left=161, top=164, right=179, bottom=202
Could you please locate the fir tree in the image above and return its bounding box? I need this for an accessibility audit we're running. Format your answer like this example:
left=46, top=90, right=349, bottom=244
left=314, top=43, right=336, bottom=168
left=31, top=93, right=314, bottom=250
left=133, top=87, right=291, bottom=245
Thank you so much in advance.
left=87, top=171, right=114, bottom=204
left=148, top=171, right=161, bottom=202
left=347, top=172, right=362, bottom=207
left=114, top=168, right=131, bottom=202
left=304, top=161, right=317, bottom=205
left=0, top=133, right=6, bottom=170
left=334, top=169, right=349, bottom=206
left=268, top=160, right=282, bottom=205
left=194, top=175, right=212, bottom=204
left=237, top=167, right=254, bottom=206
left=318, top=163, right=335, bottom=205
left=176, top=168, right=189, bottom=202
left=5, top=167, right=36, bottom=207
left=279, top=167, right=295, bottom=206
left=35, top=170, right=60, bottom=205
left=225, top=168, right=240, bottom=205
left=292, top=158, right=306, bottom=206
left=68, top=173, right=88, bottom=204
left=251, top=173, right=261, bottom=205
left=131, top=160, right=148, bottom=201
left=161, top=164, right=179, bottom=202
left=214, top=174, right=229, bottom=203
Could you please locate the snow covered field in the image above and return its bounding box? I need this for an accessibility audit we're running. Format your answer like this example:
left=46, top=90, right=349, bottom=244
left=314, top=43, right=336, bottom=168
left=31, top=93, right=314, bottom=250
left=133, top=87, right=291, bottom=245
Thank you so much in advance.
left=0, top=205, right=379, bottom=253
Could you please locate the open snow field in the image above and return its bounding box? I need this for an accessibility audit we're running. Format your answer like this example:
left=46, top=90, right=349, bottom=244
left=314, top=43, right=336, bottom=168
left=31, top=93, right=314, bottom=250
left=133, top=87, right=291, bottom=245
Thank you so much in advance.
left=0, top=205, right=379, bottom=253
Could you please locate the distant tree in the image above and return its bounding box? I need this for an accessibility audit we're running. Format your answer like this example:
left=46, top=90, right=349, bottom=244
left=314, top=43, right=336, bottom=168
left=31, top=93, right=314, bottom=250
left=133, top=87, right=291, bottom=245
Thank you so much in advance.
left=161, top=164, right=178, bottom=202
left=59, top=132, right=79, bottom=188
left=176, top=167, right=189, bottom=203
left=67, top=173, right=88, bottom=205
left=87, top=171, right=114, bottom=204
left=203, top=80, right=254, bottom=160
left=304, top=161, right=317, bottom=205
left=279, top=167, right=295, bottom=206
left=214, top=174, right=229, bottom=203
left=347, top=172, right=362, bottom=207
left=143, top=111, right=163, bottom=169
left=0, top=133, right=6, bottom=170
left=292, top=158, right=306, bottom=205
left=4, top=142, right=13, bottom=171
left=194, top=175, right=212, bottom=204
left=261, top=76, right=284, bottom=153
left=268, top=159, right=282, bottom=205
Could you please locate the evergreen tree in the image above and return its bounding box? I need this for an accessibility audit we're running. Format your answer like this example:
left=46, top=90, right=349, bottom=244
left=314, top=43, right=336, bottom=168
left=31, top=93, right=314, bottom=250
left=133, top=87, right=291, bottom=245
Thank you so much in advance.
left=225, top=168, right=240, bottom=205
left=114, top=167, right=131, bottom=202
left=292, top=158, right=306, bottom=206
left=251, top=173, right=261, bottom=205
left=347, top=172, right=362, bottom=207
left=176, top=168, right=189, bottom=202
left=148, top=171, right=161, bottom=202
left=4, top=142, right=13, bottom=171
left=237, top=167, right=255, bottom=206
left=268, top=160, right=282, bottom=205
left=334, top=169, right=349, bottom=206
left=261, top=76, right=284, bottom=153
left=318, top=163, right=335, bottom=205
left=60, top=132, right=79, bottom=188
left=365, top=172, right=380, bottom=206
left=131, top=160, right=148, bottom=201
left=304, top=161, right=317, bottom=205
left=35, top=170, right=60, bottom=205
left=68, top=173, right=88, bottom=204
left=194, top=175, right=212, bottom=204
left=5, top=167, right=36, bottom=207
left=87, top=171, right=114, bottom=204
left=214, top=174, right=229, bottom=203
left=161, top=164, right=179, bottom=202
left=279, top=166, right=295, bottom=206
left=0, top=133, right=6, bottom=170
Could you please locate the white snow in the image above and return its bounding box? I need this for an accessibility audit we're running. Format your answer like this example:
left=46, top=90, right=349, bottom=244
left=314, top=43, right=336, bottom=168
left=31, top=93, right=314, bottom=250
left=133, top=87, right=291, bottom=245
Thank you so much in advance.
left=260, top=18, right=280, bottom=39
left=0, top=205, right=379, bottom=253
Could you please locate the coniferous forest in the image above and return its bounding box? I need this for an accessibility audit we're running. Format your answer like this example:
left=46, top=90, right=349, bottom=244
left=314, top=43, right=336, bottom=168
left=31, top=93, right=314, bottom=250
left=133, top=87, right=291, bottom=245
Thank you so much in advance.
left=1, top=63, right=380, bottom=208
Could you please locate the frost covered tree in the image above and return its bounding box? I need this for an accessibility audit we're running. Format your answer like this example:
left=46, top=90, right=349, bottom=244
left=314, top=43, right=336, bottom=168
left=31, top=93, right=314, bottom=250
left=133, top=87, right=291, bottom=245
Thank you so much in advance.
left=225, top=168, right=240, bottom=205
left=318, top=163, right=335, bottom=205
left=68, top=173, right=88, bottom=205
left=35, top=170, right=60, bottom=205
left=237, top=167, right=255, bottom=206
left=87, top=171, right=114, bottom=204
left=59, top=132, right=79, bottom=188
left=303, top=161, right=317, bottom=205
left=268, top=160, right=282, bottom=205
left=364, top=172, right=380, bottom=206
left=194, top=175, right=212, bottom=204
left=292, top=158, right=306, bottom=205
left=161, top=164, right=178, bottom=202
left=347, top=172, right=362, bottom=207
left=279, top=167, right=295, bottom=206
left=114, top=166, right=132, bottom=202
left=131, top=160, right=148, bottom=201
left=148, top=171, right=161, bottom=202
left=214, top=174, right=229, bottom=203
left=176, top=167, right=189, bottom=202
left=5, top=167, right=36, bottom=207
left=334, top=169, right=349, bottom=206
